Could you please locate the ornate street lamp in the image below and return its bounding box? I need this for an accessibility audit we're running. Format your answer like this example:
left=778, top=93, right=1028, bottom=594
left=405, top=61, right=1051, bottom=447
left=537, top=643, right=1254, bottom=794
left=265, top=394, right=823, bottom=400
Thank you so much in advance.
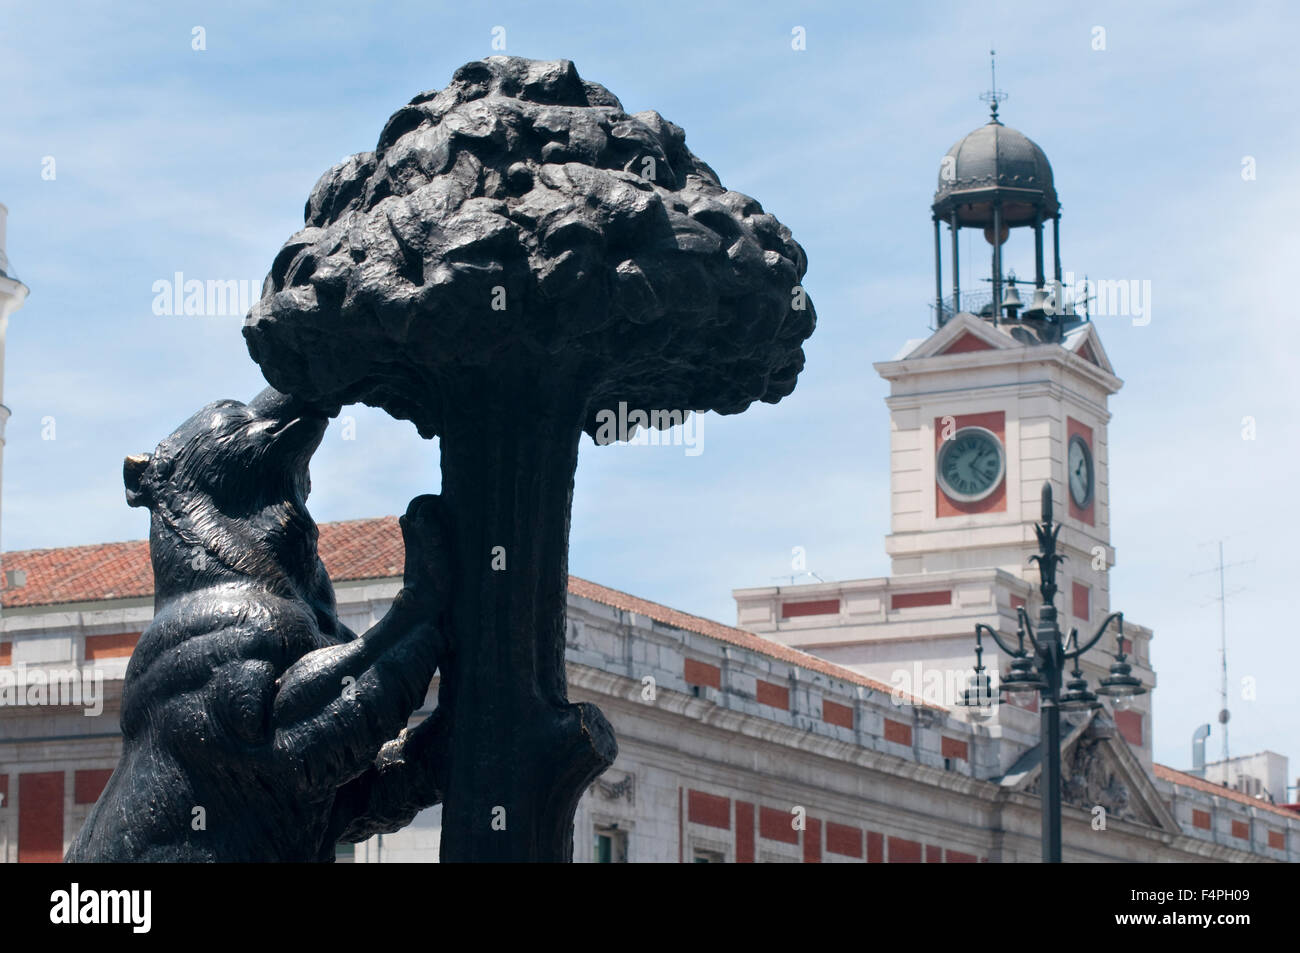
left=1095, top=633, right=1145, bottom=709
left=959, top=634, right=998, bottom=723
left=957, top=482, right=1146, bottom=862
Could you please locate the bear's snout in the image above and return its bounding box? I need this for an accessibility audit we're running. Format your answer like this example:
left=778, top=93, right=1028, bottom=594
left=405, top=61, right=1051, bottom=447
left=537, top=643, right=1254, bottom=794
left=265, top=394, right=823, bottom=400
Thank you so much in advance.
left=247, top=386, right=330, bottom=423
left=247, top=387, right=329, bottom=447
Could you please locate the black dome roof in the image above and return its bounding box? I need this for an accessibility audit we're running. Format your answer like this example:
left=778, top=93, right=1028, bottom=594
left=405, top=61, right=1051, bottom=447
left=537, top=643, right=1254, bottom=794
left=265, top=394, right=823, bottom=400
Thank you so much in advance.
left=933, top=119, right=1058, bottom=228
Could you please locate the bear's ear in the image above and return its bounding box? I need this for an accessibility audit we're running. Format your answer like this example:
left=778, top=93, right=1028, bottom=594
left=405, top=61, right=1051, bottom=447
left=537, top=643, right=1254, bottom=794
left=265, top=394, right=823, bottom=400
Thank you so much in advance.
left=123, top=453, right=153, bottom=508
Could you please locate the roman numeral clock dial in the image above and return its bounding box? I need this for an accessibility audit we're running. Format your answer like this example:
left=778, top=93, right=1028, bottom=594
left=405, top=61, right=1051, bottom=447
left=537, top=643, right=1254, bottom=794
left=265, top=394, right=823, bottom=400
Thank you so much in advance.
left=1068, top=434, right=1094, bottom=507
left=936, top=427, right=1005, bottom=503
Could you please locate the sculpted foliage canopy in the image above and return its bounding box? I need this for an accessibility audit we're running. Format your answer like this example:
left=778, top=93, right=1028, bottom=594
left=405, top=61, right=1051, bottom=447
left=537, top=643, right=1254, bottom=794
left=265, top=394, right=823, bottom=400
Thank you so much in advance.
left=245, top=56, right=815, bottom=438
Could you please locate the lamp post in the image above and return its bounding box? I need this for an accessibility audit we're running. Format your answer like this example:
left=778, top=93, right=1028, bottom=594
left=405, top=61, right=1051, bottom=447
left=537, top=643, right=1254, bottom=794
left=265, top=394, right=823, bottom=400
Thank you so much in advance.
left=958, top=482, right=1146, bottom=862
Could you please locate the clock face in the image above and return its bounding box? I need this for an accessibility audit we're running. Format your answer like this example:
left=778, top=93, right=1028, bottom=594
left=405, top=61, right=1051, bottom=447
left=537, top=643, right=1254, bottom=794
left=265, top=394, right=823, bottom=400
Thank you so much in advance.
left=1068, top=434, right=1094, bottom=507
left=937, top=427, right=1005, bottom=502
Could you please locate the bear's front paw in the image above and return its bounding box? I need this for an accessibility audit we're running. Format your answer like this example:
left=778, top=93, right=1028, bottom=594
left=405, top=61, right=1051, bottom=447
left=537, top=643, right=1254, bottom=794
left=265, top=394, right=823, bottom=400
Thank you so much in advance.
left=399, top=494, right=450, bottom=611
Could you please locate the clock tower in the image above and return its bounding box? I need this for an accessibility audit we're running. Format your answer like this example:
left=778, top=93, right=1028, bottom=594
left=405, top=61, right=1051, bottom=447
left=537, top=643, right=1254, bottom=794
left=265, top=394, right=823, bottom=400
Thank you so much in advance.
left=882, top=96, right=1118, bottom=629
left=876, top=310, right=1121, bottom=616
left=733, top=97, right=1156, bottom=771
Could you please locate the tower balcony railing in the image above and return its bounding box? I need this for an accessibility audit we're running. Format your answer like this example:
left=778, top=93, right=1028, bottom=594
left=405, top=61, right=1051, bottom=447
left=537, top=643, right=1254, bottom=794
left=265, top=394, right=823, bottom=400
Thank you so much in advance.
left=933, top=291, right=994, bottom=326
left=932, top=288, right=1082, bottom=329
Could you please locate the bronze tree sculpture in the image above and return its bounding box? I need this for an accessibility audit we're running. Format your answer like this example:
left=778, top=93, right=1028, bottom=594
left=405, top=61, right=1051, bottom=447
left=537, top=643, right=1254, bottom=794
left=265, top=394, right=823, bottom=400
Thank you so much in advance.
left=244, top=56, right=816, bottom=861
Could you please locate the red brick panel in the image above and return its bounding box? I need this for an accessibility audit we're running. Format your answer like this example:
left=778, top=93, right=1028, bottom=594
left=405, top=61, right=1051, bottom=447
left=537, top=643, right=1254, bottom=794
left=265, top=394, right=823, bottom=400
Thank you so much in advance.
left=1268, top=830, right=1285, bottom=850
left=888, top=836, right=923, bottom=863
left=925, top=844, right=943, bottom=862
left=687, top=790, right=730, bottom=829
left=1192, top=809, right=1211, bottom=830
left=1114, top=709, right=1143, bottom=747
left=935, top=411, right=1007, bottom=516
left=822, top=699, right=854, bottom=729
left=781, top=599, right=840, bottom=618
left=866, top=831, right=884, bottom=863
left=941, top=331, right=994, bottom=354
left=883, top=718, right=912, bottom=746
left=735, top=801, right=755, bottom=863
left=755, top=679, right=789, bottom=710
left=74, top=769, right=113, bottom=805
left=1010, top=595, right=1026, bottom=610
left=941, top=736, right=969, bottom=761
left=0, top=774, right=8, bottom=808
left=803, top=817, right=822, bottom=863
left=947, top=850, right=978, bottom=863
left=1072, top=581, right=1090, bottom=622
left=85, top=632, right=140, bottom=661
left=18, top=772, right=64, bottom=863
left=826, top=822, right=862, bottom=858
left=0, top=641, right=10, bottom=666
left=890, top=590, right=952, bottom=610
left=1067, top=417, right=1096, bottom=526
left=759, top=806, right=798, bottom=844
left=1231, top=820, right=1250, bottom=840
left=683, top=659, right=721, bottom=690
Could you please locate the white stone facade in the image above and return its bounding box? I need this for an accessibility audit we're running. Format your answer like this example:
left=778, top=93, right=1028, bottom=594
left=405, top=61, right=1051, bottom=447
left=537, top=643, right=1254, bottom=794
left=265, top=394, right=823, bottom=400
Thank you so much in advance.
left=3, top=572, right=1295, bottom=863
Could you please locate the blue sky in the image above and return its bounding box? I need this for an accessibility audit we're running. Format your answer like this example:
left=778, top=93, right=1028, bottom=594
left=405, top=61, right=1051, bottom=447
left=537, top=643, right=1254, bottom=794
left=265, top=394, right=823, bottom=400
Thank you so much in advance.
left=2, top=1, right=1297, bottom=786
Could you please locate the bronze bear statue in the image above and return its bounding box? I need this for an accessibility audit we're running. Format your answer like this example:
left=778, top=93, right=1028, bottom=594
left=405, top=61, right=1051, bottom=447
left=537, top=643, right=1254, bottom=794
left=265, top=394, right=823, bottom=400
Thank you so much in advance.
left=66, top=387, right=449, bottom=862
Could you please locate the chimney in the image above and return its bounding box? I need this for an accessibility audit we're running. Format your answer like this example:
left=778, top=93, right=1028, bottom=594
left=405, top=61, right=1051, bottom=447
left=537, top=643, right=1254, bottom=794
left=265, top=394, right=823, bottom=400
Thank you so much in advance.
left=1191, top=723, right=1211, bottom=775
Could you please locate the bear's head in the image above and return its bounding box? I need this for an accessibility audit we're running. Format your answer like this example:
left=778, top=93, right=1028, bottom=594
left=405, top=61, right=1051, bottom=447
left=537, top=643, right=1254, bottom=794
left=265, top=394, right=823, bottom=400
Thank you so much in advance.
left=124, top=387, right=331, bottom=600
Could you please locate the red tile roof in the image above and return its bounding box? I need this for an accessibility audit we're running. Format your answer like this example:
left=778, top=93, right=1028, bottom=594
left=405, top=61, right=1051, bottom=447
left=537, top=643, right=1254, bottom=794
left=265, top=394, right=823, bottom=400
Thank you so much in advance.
left=0, top=517, right=408, bottom=609
left=1, top=539, right=153, bottom=607
left=1, top=517, right=912, bottom=703
left=1153, top=763, right=1300, bottom=821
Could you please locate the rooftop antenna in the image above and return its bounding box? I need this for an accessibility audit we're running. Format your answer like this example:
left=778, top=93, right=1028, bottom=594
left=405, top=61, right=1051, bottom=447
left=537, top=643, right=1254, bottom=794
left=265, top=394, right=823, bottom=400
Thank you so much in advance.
left=1192, top=541, right=1253, bottom=763
left=979, top=49, right=1008, bottom=123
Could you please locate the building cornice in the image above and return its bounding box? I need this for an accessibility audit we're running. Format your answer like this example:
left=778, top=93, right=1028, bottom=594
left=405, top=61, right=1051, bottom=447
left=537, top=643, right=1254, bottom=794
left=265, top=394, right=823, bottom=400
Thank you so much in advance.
left=883, top=378, right=1114, bottom=424
left=874, top=330, right=1124, bottom=395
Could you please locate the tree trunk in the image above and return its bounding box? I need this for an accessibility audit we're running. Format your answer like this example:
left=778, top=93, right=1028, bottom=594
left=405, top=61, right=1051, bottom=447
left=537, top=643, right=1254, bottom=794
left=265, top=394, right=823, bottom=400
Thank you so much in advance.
left=434, top=366, right=616, bottom=862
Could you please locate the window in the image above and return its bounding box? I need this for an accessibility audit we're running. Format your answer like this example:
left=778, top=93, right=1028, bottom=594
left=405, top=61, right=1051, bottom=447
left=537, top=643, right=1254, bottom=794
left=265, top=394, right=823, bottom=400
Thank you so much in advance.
left=692, top=848, right=724, bottom=863
left=593, top=825, right=628, bottom=863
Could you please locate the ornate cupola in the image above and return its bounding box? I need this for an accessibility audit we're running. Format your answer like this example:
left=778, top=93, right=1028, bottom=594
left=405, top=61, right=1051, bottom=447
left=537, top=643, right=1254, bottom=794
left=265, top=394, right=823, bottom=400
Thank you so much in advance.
left=931, top=55, right=1080, bottom=344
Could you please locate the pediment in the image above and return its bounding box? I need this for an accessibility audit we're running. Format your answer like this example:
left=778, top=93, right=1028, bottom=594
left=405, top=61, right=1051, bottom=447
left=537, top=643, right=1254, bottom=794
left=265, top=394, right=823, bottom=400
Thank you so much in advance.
left=1062, top=322, right=1115, bottom=374
left=905, top=312, right=1017, bottom=360
left=1000, top=710, right=1178, bottom=832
